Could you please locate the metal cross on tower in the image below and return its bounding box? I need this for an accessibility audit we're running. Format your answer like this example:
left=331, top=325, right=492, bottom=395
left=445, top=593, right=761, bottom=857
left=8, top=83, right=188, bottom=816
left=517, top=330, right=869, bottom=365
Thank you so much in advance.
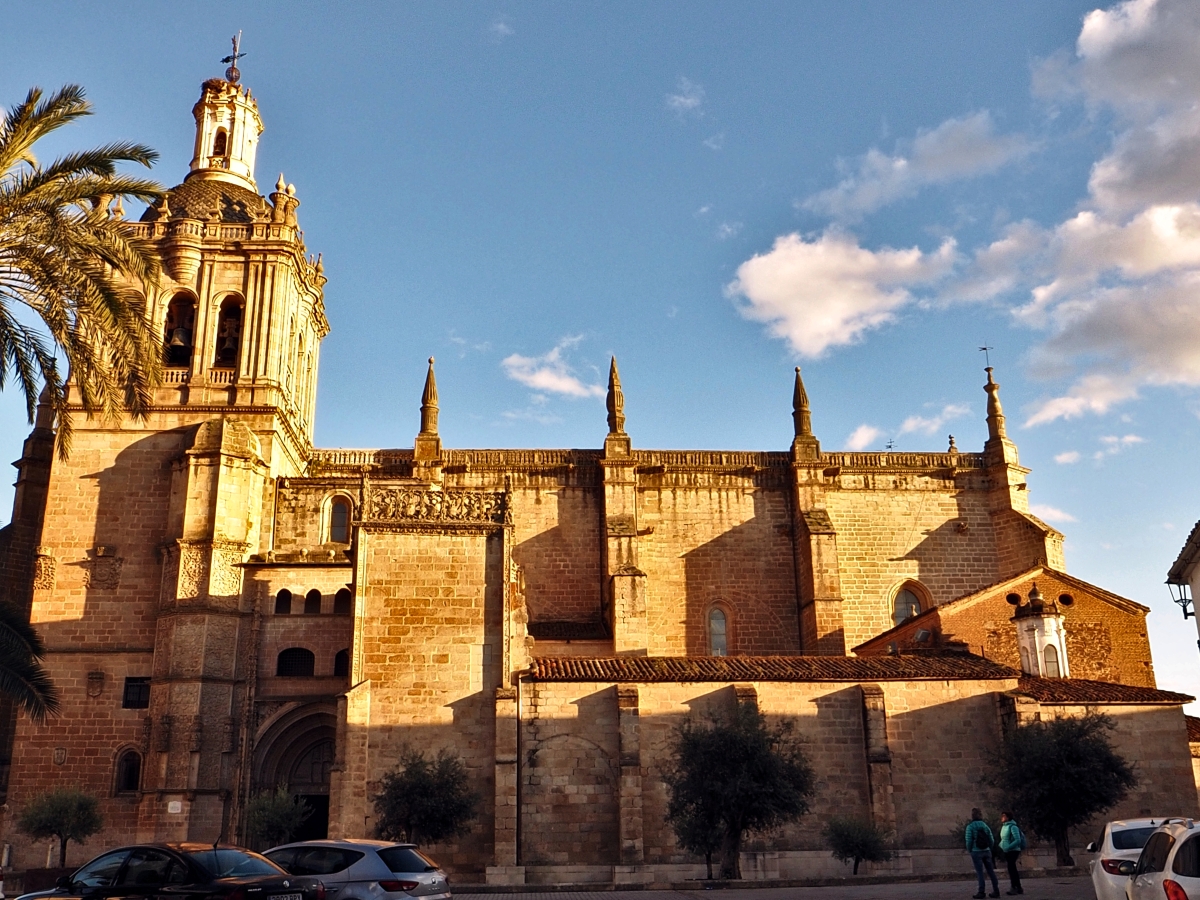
left=222, top=32, right=246, bottom=83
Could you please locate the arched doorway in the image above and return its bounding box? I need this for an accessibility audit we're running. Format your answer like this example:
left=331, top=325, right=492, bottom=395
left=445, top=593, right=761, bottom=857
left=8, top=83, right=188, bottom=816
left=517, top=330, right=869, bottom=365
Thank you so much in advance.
left=253, top=705, right=336, bottom=842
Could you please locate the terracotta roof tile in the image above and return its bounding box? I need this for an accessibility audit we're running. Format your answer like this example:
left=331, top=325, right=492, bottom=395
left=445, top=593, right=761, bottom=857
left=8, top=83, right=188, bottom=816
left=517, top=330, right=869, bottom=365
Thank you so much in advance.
left=1187, top=715, right=1200, bottom=743
left=1018, top=676, right=1193, bottom=705
left=528, top=654, right=1018, bottom=683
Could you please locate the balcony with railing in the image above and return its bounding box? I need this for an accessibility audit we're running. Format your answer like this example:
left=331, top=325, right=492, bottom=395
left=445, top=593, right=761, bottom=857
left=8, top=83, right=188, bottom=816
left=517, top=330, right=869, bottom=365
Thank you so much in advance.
left=209, top=368, right=237, bottom=385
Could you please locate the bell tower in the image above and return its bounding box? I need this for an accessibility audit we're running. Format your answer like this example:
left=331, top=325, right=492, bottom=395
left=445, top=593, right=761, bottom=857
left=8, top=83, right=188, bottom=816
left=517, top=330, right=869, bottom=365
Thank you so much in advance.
left=134, top=61, right=328, bottom=476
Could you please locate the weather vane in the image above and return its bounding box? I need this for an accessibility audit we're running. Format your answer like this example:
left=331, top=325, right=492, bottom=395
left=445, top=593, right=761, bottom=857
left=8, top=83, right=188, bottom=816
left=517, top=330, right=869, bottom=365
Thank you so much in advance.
left=222, top=32, right=246, bottom=83
left=978, top=344, right=994, bottom=367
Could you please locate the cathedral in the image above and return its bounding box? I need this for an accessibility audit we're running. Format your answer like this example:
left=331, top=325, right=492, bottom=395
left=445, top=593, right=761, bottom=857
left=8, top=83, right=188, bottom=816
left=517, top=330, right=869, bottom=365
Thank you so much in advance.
left=0, top=70, right=1196, bottom=885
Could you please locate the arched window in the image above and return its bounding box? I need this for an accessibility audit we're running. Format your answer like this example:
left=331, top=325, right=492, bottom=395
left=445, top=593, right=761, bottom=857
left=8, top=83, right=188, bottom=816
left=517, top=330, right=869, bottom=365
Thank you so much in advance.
left=893, top=588, right=922, bottom=626
left=276, top=648, right=315, bottom=677
left=274, top=589, right=292, bottom=615
left=334, top=649, right=350, bottom=677
left=304, top=589, right=322, bottom=615
left=1043, top=644, right=1061, bottom=678
left=116, top=749, right=141, bottom=794
left=333, top=588, right=352, bottom=616
left=164, top=293, right=196, bottom=367
left=212, top=296, right=244, bottom=369
left=212, top=129, right=228, bottom=157
left=709, top=608, right=727, bottom=656
left=329, top=498, right=351, bottom=544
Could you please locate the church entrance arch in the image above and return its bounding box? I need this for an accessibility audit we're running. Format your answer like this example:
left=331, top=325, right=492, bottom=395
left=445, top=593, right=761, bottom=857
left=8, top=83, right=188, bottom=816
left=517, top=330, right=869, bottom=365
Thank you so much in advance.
left=253, top=703, right=336, bottom=842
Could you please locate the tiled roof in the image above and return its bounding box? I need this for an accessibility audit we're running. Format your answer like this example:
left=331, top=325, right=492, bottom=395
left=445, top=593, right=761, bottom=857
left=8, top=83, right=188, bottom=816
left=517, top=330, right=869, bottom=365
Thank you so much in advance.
left=140, top=179, right=267, bottom=223
left=528, top=654, right=1019, bottom=683
left=1017, top=676, right=1194, bottom=705
left=1187, top=715, right=1200, bottom=743
left=528, top=620, right=609, bottom=641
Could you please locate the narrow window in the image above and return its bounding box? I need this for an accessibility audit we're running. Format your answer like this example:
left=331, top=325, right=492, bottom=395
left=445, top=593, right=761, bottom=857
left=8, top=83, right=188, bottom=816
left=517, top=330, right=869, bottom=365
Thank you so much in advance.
left=329, top=499, right=351, bottom=543
left=164, top=294, right=196, bottom=367
left=212, top=129, right=228, bottom=156
left=212, top=296, right=244, bottom=369
left=334, top=649, right=350, bottom=677
left=1043, top=644, right=1061, bottom=678
left=1019, top=646, right=1032, bottom=675
left=276, top=648, right=315, bottom=677
left=274, top=589, right=292, bottom=615
left=709, top=608, right=727, bottom=656
left=116, top=750, right=142, bottom=793
left=122, top=677, right=151, bottom=710
left=893, top=588, right=922, bottom=626
left=304, top=589, right=322, bottom=615
left=333, top=588, right=352, bottom=616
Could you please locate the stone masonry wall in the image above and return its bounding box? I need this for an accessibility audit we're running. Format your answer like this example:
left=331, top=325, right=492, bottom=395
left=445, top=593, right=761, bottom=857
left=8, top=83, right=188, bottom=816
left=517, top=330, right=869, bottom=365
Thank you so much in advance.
left=637, top=481, right=800, bottom=656
left=509, top=486, right=602, bottom=625
left=343, top=528, right=503, bottom=876
left=824, top=474, right=1002, bottom=648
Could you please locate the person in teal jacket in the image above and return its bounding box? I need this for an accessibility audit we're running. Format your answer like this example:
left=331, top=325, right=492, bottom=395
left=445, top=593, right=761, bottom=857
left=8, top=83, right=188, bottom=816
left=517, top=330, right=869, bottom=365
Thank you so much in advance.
left=965, top=808, right=1000, bottom=899
left=999, top=811, right=1025, bottom=895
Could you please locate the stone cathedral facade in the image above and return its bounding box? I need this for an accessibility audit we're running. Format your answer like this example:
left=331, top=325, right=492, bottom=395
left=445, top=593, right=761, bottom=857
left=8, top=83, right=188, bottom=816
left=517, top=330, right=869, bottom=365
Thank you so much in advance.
left=1, top=72, right=1197, bottom=884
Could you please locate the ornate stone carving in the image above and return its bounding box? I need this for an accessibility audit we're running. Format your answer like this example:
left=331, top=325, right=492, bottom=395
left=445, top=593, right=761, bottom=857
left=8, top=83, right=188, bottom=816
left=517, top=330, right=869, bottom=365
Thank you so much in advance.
left=210, top=545, right=245, bottom=597
left=159, top=543, right=180, bottom=605
left=142, top=716, right=154, bottom=752
left=222, top=716, right=237, bottom=753
left=32, top=551, right=56, bottom=591
left=156, top=715, right=173, bottom=752
left=86, top=671, right=104, bottom=698
left=83, top=557, right=124, bottom=590
left=189, top=715, right=204, bottom=752
left=178, top=545, right=208, bottom=600
left=367, top=488, right=508, bottom=525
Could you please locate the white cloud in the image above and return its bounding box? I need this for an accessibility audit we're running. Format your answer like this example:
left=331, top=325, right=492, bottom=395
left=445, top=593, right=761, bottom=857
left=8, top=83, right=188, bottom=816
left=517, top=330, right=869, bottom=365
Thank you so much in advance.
left=1030, top=504, right=1078, bottom=523
left=703, top=133, right=725, bottom=151
left=1093, top=432, right=1146, bottom=459
left=727, top=231, right=956, bottom=357
left=716, top=221, right=742, bottom=240
left=500, top=337, right=605, bottom=398
left=898, top=403, right=970, bottom=436
left=845, top=424, right=882, bottom=451
left=666, top=77, right=705, bottom=117
left=1054, top=450, right=1082, bottom=464
left=489, top=18, right=515, bottom=41
left=804, top=112, right=1033, bottom=220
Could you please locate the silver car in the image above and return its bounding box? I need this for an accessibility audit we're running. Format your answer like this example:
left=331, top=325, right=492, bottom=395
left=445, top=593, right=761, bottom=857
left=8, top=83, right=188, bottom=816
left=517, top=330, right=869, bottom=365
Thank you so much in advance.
left=265, top=840, right=450, bottom=900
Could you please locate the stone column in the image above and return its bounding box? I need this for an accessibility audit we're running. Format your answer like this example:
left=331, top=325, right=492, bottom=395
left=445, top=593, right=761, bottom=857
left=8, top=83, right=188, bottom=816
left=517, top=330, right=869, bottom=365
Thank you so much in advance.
left=792, top=504, right=846, bottom=655
left=487, top=686, right=525, bottom=885
left=614, top=686, right=650, bottom=883
left=603, top=430, right=647, bottom=655
left=860, top=684, right=896, bottom=834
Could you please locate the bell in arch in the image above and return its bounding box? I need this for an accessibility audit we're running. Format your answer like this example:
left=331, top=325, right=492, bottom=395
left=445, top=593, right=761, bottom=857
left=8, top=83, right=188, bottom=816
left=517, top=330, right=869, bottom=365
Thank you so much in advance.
left=169, top=327, right=192, bottom=348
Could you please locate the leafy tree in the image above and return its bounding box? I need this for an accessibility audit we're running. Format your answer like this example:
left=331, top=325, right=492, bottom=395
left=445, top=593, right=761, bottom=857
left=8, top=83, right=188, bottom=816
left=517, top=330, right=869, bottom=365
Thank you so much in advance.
left=664, top=702, right=816, bottom=879
left=0, top=599, right=58, bottom=722
left=373, top=747, right=480, bottom=845
left=244, top=786, right=311, bottom=849
left=16, top=787, right=102, bottom=866
left=823, top=816, right=894, bottom=875
left=990, top=712, right=1136, bottom=866
left=1, top=84, right=164, bottom=457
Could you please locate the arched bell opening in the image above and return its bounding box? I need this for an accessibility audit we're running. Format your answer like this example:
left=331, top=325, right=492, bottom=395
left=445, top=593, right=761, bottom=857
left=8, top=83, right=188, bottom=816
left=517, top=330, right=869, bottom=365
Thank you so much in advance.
left=252, top=705, right=336, bottom=845
left=213, top=295, right=244, bottom=369
left=164, top=293, right=197, bottom=367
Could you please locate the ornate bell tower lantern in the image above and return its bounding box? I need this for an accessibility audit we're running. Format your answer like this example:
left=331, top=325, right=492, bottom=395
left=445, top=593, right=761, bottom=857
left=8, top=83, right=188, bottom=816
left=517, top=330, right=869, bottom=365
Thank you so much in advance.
left=1009, top=583, right=1070, bottom=678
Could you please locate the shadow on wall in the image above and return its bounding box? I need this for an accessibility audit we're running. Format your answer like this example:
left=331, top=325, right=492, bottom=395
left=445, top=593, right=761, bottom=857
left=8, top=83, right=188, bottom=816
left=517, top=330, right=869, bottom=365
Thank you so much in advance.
left=511, top=487, right=603, bottom=627
left=682, top=488, right=800, bottom=657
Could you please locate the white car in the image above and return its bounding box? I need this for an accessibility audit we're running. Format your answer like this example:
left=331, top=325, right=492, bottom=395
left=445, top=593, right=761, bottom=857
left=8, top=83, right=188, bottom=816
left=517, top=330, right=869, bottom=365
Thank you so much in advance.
left=1124, top=818, right=1200, bottom=900
left=1088, top=818, right=1176, bottom=900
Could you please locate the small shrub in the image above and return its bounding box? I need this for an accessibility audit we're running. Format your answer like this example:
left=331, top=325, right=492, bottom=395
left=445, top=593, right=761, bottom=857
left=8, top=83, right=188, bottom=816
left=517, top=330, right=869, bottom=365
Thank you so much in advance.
left=373, top=747, right=480, bottom=845
left=244, top=786, right=311, bottom=849
left=823, top=816, right=894, bottom=875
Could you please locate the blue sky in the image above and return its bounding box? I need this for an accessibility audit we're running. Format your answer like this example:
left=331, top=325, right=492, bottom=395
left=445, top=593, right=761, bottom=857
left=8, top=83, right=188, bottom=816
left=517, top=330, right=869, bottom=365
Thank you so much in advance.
left=4, top=1, right=1200, bottom=704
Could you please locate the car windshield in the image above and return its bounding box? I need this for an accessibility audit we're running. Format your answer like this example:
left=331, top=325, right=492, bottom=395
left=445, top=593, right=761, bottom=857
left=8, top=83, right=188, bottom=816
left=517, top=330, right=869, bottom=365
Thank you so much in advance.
left=186, top=849, right=283, bottom=878
left=377, top=847, right=438, bottom=873
left=1113, top=827, right=1161, bottom=850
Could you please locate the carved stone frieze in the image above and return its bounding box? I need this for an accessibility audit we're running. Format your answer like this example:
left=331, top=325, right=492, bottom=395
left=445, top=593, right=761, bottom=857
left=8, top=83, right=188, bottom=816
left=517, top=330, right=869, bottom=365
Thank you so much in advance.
left=366, top=487, right=509, bottom=526
left=83, top=557, right=124, bottom=590
left=32, top=551, right=56, bottom=591
left=159, top=544, right=180, bottom=605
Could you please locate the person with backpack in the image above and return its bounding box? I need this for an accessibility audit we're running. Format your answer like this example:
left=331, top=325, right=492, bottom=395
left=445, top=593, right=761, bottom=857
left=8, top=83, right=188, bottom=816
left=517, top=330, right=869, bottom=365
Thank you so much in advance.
left=998, top=811, right=1025, bottom=895
left=965, top=808, right=1000, bottom=899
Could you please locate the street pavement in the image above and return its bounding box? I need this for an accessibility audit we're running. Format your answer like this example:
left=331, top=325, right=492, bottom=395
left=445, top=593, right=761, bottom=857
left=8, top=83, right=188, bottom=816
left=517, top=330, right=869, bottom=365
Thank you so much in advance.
left=457, top=875, right=1094, bottom=900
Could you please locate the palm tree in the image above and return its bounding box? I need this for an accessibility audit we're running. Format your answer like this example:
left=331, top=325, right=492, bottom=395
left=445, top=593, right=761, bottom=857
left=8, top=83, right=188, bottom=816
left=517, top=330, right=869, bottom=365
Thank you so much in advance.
left=0, top=600, right=59, bottom=723
left=0, top=84, right=164, bottom=457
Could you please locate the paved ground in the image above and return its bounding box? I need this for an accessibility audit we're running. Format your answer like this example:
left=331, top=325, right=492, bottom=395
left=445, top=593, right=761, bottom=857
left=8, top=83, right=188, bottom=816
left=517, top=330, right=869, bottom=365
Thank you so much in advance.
left=458, top=876, right=1094, bottom=900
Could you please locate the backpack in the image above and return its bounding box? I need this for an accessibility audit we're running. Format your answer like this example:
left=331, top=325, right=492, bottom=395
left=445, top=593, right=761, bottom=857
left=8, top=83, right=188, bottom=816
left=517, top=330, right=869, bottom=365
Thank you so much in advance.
left=974, top=824, right=993, bottom=850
